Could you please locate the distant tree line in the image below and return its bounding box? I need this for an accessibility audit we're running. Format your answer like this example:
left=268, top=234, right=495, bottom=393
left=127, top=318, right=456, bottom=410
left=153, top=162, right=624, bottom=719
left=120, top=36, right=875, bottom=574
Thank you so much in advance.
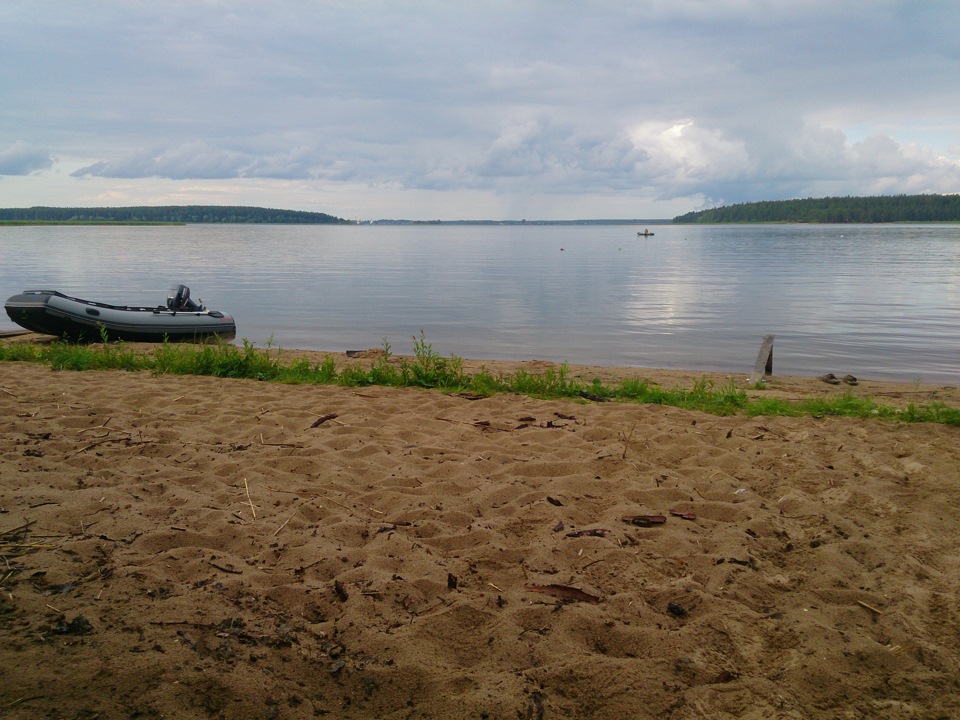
left=0, top=205, right=349, bottom=224
left=673, top=194, right=960, bottom=224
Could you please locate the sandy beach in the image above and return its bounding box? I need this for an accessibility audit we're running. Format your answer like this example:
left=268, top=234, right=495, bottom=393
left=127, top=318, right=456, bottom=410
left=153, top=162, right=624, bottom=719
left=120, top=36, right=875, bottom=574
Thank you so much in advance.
left=1, top=345, right=958, bottom=719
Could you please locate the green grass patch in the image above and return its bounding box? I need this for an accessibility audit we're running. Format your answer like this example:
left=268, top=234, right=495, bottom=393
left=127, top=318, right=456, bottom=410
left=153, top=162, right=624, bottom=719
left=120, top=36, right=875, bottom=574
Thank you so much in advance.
left=1, top=334, right=957, bottom=426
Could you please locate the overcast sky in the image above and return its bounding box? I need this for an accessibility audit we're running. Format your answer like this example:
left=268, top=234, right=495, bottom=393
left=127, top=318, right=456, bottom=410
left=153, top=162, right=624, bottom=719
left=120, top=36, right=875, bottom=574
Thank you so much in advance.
left=1, top=1, right=958, bottom=220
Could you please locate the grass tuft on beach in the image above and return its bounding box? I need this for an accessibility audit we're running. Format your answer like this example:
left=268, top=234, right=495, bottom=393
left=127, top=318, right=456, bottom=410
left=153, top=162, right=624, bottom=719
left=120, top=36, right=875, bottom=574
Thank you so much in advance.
left=1, top=334, right=957, bottom=425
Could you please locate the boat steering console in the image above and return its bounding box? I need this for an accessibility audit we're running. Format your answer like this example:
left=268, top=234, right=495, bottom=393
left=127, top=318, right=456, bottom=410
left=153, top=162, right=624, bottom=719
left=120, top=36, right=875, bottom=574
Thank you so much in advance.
left=166, top=284, right=206, bottom=312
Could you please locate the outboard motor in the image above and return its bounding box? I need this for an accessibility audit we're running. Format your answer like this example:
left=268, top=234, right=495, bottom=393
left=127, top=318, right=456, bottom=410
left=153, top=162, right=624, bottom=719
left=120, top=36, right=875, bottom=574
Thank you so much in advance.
left=166, top=284, right=205, bottom=312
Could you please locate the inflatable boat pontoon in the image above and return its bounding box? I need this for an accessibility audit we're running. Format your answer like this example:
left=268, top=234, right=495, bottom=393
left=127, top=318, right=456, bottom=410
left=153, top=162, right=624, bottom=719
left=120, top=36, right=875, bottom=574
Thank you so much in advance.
left=4, top=284, right=236, bottom=343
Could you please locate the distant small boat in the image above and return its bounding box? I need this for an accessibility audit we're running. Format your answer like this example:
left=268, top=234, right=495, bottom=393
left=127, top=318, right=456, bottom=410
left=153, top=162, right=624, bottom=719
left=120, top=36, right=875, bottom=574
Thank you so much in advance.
left=4, top=284, right=236, bottom=343
left=637, top=229, right=655, bottom=237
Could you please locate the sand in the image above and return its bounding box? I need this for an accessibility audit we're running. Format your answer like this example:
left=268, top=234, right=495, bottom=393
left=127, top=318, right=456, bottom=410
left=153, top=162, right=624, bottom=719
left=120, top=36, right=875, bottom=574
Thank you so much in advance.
left=1, top=348, right=958, bottom=719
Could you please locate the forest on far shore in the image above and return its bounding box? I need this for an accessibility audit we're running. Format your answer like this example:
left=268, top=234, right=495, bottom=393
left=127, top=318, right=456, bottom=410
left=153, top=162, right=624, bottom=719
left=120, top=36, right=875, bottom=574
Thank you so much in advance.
left=673, top=194, right=960, bottom=224
left=3, top=196, right=959, bottom=225
left=0, top=206, right=348, bottom=224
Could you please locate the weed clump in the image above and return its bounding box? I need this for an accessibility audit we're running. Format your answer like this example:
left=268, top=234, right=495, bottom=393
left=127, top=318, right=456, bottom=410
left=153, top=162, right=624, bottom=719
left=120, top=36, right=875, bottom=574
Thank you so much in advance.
left=1, top=333, right=957, bottom=425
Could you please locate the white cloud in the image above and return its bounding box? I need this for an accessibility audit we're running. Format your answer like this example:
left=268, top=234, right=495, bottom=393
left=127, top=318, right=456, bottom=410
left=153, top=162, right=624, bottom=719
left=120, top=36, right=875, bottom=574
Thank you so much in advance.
left=630, top=121, right=749, bottom=182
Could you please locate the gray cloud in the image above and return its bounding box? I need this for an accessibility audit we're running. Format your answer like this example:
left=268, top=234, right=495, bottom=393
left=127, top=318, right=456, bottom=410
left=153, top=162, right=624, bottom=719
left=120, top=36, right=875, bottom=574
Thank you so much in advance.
left=73, top=142, right=251, bottom=180
left=0, top=141, right=54, bottom=176
left=2, top=0, right=959, bottom=216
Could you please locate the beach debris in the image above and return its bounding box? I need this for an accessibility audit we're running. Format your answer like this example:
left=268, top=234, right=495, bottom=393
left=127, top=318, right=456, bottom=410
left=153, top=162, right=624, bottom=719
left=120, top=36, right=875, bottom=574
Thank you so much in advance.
left=0, top=520, right=39, bottom=557
left=751, top=424, right=786, bottom=441
left=526, top=691, right=545, bottom=720
left=577, top=390, right=607, bottom=402
left=257, top=436, right=303, bottom=448
left=887, top=643, right=916, bottom=655
left=459, top=419, right=512, bottom=432
left=565, top=528, right=609, bottom=538
left=38, top=581, right=76, bottom=596
left=818, top=373, right=841, bottom=385
left=376, top=521, right=413, bottom=534
left=345, top=348, right=384, bottom=359
left=309, top=413, right=339, bottom=428
left=714, top=670, right=739, bottom=684
left=208, top=559, right=242, bottom=574
left=667, top=602, right=687, bottom=618
left=717, top=557, right=756, bottom=569
left=525, top=584, right=601, bottom=604
left=622, top=514, right=667, bottom=527
left=242, top=477, right=257, bottom=519
left=50, top=614, right=93, bottom=635
left=670, top=510, right=697, bottom=521
left=546, top=496, right=564, bottom=507
left=619, top=424, right=637, bottom=459
left=857, top=599, right=883, bottom=616
left=551, top=520, right=565, bottom=532
left=333, top=580, right=349, bottom=602
left=273, top=510, right=298, bottom=536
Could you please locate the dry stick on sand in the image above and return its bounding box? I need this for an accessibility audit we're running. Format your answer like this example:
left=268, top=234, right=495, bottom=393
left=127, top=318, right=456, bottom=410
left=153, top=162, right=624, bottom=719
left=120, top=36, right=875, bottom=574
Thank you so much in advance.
left=77, top=417, right=123, bottom=434
left=5, top=695, right=47, bottom=709
left=435, top=417, right=513, bottom=432
left=243, top=477, right=257, bottom=520
left=273, top=509, right=298, bottom=536
left=857, top=599, right=883, bottom=615
left=257, top=433, right=302, bottom=448
left=323, top=494, right=384, bottom=516
left=0, top=521, right=35, bottom=537
left=620, top=424, right=636, bottom=460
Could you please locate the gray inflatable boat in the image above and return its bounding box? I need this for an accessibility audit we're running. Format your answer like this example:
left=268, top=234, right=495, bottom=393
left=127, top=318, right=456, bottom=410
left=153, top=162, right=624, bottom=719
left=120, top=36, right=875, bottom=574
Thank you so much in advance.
left=4, top=284, right=236, bottom=342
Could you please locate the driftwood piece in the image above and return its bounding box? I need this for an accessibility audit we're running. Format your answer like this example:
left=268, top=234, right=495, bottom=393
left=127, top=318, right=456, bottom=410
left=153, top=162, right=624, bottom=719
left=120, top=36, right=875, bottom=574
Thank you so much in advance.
left=525, top=584, right=601, bottom=604
left=749, top=334, right=775, bottom=383
left=622, top=514, right=667, bottom=527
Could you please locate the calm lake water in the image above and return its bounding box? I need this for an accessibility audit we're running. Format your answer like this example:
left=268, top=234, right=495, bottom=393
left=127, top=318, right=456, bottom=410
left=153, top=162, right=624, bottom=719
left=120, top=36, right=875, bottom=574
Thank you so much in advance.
left=2, top=223, right=959, bottom=383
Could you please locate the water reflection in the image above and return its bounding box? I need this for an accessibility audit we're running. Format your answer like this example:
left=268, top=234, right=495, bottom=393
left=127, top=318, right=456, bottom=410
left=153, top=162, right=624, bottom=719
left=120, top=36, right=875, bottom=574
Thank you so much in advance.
left=1, top=223, right=958, bottom=382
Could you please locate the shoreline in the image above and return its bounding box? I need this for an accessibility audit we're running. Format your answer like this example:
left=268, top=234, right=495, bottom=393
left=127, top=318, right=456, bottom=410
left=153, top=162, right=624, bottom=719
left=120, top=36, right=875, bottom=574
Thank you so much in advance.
left=4, top=331, right=958, bottom=412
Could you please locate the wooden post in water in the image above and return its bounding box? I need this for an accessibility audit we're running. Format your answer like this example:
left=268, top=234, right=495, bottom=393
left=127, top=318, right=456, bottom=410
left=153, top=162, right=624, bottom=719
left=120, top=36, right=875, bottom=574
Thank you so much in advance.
left=749, top=334, right=775, bottom=384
